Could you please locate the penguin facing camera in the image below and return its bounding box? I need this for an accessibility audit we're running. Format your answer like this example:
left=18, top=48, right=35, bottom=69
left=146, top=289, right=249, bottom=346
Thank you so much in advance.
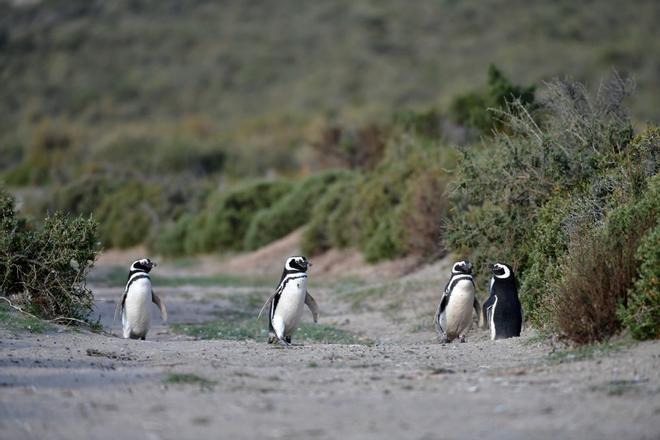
left=435, top=260, right=481, bottom=343
left=482, top=262, right=522, bottom=340
left=258, top=256, right=319, bottom=346
left=114, top=258, right=168, bottom=340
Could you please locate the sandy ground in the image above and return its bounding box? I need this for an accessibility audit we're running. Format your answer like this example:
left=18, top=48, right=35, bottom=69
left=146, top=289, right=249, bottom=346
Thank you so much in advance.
left=1, top=249, right=659, bottom=440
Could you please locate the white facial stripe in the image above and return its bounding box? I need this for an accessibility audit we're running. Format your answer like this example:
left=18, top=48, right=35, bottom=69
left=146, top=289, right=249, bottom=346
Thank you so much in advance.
left=494, top=264, right=511, bottom=279
left=489, top=296, right=498, bottom=340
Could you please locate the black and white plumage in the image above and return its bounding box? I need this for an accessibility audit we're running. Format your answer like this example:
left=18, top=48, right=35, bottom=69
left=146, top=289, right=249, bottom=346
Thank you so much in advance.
left=257, top=256, right=319, bottom=345
left=113, top=258, right=167, bottom=340
left=435, top=260, right=480, bottom=343
left=482, top=262, right=522, bottom=340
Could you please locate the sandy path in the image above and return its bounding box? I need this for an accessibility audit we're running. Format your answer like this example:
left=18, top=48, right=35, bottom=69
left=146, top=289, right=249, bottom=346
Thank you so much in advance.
left=1, top=265, right=659, bottom=439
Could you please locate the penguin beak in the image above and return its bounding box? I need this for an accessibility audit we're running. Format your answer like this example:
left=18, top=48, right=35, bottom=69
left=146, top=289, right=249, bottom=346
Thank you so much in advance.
left=487, top=263, right=495, bottom=270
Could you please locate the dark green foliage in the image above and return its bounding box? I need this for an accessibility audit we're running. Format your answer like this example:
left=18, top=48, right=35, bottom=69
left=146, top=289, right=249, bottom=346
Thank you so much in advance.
left=91, top=133, right=226, bottom=178
left=303, top=132, right=455, bottom=262
left=0, top=188, right=99, bottom=321
left=155, top=179, right=292, bottom=255
left=51, top=172, right=123, bottom=216
left=311, top=125, right=387, bottom=170
left=446, top=74, right=637, bottom=292
left=446, top=74, right=658, bottom=342
left=195, top=179, right=292, bottom=252
left=399, top=169, right=449, bottom=258
left=94, top=181, right=164, bottom=249
left=4, top=121, right=80, bottom=186
left=244, top=171, right=351, bottom=250
left=392, top=109, right=442, bottom=139
left=550, top=175, right=658, bottom=343
left=449, top=65, right=536, bottom=133
left=619, top=224, right=660, bottom=340
left=301, top=175, right=362, bottom=256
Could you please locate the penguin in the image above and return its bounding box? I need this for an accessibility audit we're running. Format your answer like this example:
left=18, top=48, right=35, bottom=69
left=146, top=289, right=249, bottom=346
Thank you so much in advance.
left=257, top=256, right=319, bottom=346
left=435, top=260, right=480, bottom=343
left=114, top=258, right=167, bottom=340
left=482, top=262, right=522, bottom=340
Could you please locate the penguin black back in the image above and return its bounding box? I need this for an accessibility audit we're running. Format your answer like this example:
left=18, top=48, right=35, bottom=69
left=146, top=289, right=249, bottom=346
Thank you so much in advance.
left=488, top=263, right=522, bottom=339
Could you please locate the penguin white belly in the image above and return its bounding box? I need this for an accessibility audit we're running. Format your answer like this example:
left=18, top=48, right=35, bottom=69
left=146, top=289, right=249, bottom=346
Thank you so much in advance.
left=444, top=281, right=475, bottom=338
left=123, top=279, right=152, bottom=338
left=274, top=278, right=307, bottom=337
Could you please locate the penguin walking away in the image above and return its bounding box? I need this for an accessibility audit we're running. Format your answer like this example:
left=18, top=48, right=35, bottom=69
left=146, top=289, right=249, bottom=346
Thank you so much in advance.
left=114, top=258, right=168, bottom=340
left=257, top=256, right=319, bottom=346
left=435, top=260, right=480, bottom=343
left=482, top=262, right=522, bottom=340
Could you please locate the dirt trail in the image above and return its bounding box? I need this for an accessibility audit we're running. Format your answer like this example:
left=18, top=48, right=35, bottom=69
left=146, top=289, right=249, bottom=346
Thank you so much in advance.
left=1, top=252, right=659, bottom=440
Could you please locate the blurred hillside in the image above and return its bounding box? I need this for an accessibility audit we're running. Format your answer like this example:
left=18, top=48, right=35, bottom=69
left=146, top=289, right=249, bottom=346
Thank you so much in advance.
left=1, top=0, right=659, bottom=174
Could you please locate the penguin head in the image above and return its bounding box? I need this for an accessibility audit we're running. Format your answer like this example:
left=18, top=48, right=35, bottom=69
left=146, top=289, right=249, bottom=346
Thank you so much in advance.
left=130, top=258, right=157, bottom=273
left=490, top=262, right=512, bottom=279
left=451, top=260, right=473, bottom=275
left=285, top=256, right=312, bottom=273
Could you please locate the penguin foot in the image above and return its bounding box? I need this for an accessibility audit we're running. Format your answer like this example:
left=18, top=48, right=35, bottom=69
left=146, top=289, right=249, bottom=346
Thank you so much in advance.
left=438, top=335, right=449, bottom=344
left=268, top=335, right=277, bottom=344
left=459, top=335, right=467, bottom=343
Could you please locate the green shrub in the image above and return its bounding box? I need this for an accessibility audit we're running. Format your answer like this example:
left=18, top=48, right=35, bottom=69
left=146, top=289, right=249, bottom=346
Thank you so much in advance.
left=619, top=224, right=660, bottom=340
left=4, top=120, right=81, bottom=186
left=244, top=171, right=351, bottom=250
left=549, top=175, right=658, bottom=343
left=303, top=131, right=455, bottom=262
left=301, top=175, right=362, bottom=256
left=446, top=74, right=637, bottom=297
left=149, top=214, right=195, bottom=256
left=400, top=169, right=450, bottom=258
left=91, top=132, right=225, bottom=177
left=94, top=181, right=165, bottom=249
left=50, top=171, right=123, bottom=216
left=311, top=125, right=387, bottom=170
left=0, top=188, right=99, bottom=321
left=449, top=64, right=536, bottom=133
left=171, top=179, right=292, bottom=254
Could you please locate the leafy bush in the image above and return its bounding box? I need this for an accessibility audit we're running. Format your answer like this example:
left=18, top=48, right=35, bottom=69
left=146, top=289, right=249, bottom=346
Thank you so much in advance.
left=449, top=64, right=536, bottom=133
left=445, top=74, right=660, bottom=342
left=91, top=132, right=226, bottom=177
left=549, top=175, right=658, bottom=343
left=311, top=125, right=387, bottom=170
left=94, top=181, right=165, bottom=249
left=50, top=171, right=124, bottom=216
left=446, top=74, right=636, bottom=294
left=400, top=169, right=449, bottom=258
left=4, top=120, right=81, bottom=186
left=301, top=175, right=362, bottom=256
left=155, top=179, right=292, bottom=255
left=619, top=224, right=660, bottom=340
left=243, top=171, right=350, bottom=250
left=303, top=130, right=455, bottom=261
left=0, top=188, right=99, bottom=321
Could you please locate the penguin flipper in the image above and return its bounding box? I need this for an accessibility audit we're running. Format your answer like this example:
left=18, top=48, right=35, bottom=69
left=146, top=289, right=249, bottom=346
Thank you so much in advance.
left=257, top=292, right=277, bottom=320
left=473, top=297, right=482, bottom=327
left=113, top=292, right=127, bottom=327
left=152, top=292, right=168, bottom=323
left=305, top=292, right=319, bottom=323
left=434, top=293, right=449, bottom=335
left=482, top=295, right=495, bottom=329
